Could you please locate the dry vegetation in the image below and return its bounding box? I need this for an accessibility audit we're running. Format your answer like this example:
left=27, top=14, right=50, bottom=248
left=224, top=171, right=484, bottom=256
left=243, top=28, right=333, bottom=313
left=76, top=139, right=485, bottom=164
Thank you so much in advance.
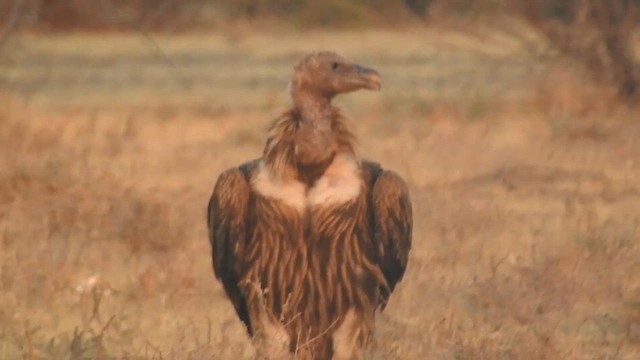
left=0, top=28, right=639, bottom=359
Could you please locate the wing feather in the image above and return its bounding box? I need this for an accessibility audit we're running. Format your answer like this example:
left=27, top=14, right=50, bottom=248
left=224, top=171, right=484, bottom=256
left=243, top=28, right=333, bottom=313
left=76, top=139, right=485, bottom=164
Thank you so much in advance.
left=365, top=162, right=413, bottom=307
left=208, top=166, right=253, bottom=335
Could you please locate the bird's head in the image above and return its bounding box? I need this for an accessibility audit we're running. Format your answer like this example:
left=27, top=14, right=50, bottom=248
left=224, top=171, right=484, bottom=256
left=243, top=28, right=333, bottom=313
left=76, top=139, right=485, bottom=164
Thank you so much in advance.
left=290, top=51, right=382, bottom=101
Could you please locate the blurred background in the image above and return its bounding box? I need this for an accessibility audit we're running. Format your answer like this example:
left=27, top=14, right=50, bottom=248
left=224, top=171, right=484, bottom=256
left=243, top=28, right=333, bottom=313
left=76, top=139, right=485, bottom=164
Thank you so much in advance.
left=0, top=1, right=639, bottom=359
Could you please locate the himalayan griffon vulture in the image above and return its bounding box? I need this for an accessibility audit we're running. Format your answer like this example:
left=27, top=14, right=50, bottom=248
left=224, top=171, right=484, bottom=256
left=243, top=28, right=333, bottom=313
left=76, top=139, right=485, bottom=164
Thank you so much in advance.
left=207, top=51, right=412, bottom=360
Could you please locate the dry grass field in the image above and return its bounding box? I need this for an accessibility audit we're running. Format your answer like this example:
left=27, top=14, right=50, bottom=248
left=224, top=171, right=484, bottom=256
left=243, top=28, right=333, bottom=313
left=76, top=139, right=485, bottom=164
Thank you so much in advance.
left=1, top=29, right=639, bottom=359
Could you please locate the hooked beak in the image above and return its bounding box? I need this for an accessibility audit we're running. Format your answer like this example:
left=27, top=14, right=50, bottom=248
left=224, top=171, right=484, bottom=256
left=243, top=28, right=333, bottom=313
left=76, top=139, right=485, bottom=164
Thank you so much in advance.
left=354, top=64, right=382, bottom=91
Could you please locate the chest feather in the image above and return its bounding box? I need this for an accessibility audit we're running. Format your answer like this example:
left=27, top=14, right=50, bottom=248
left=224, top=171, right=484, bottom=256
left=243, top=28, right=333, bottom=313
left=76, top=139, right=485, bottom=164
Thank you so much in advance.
left=251, top=154, right=362, bottom=213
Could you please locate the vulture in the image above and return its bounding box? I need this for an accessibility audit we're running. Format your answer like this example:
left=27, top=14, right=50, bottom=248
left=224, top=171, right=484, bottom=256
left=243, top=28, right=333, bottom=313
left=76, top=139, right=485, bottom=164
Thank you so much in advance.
left=207, top=51, right=412, bottom=360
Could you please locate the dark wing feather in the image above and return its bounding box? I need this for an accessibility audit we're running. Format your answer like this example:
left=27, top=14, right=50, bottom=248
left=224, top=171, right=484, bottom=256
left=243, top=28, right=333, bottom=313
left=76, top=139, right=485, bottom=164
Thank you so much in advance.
left=207, top=166, right=253, bottom=335
left=364, top=161, right=413, bottom=307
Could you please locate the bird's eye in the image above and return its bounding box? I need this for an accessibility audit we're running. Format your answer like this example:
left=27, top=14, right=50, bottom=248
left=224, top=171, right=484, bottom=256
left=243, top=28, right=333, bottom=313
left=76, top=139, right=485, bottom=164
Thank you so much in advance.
left=331, top=62, right=339, bottom=70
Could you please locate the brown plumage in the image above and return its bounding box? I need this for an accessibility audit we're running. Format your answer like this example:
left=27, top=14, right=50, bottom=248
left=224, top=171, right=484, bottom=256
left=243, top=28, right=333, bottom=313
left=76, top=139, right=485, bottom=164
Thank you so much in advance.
left=207, top=52, right=412, bottom=359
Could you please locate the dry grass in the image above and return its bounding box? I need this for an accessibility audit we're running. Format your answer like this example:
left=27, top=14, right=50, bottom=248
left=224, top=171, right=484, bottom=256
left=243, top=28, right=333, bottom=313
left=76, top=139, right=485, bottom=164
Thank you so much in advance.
left=0, top=29, right=639, bottom=359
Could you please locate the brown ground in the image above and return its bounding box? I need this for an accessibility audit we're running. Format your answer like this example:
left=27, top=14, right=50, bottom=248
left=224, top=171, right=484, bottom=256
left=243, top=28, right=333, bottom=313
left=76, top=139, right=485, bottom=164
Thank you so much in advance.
left=0, top=29, right=639, bottom=359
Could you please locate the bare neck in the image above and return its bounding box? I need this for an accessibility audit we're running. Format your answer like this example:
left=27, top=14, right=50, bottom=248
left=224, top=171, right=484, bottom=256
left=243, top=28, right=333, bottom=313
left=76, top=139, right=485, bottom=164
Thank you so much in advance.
left=292, top=90, right=333, bottom=126
left=290, top=89, right=338, bottom=176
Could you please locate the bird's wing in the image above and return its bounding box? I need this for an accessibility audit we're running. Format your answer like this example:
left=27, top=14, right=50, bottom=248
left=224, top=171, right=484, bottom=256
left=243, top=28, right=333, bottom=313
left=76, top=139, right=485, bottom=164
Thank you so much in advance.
left=207, top=163, right=256, bottom=335
left=363, top=161, right=413, bottom=307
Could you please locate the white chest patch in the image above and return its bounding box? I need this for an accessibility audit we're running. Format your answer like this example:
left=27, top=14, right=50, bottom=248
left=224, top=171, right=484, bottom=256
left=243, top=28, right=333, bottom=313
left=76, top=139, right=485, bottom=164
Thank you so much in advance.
left=251, top=154, right=362, bottom=213
left=307, top=154, right=362, bottom=207
left=251, top=161, right=307, bottom=212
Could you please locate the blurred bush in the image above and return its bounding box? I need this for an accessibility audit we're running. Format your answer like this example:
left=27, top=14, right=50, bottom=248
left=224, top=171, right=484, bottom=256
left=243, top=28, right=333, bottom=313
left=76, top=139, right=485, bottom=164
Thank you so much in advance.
left=1, top=0, right=637, bottom=101
left=518, top=0, right=640, bottom=102
left=3, top=0, right=412, bottom=31
left=213, top=0, right=411, bottom=28
left=5, top=0, right=221, bottom=31
left=3, top=0, right=636, bottom=31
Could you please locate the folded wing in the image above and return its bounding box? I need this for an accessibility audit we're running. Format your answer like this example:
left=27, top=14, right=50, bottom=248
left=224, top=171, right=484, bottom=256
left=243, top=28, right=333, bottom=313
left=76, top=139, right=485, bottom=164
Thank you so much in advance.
left=367, top=163, right=413, bottom=307
left=207, top=167, right=253, bottom=335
